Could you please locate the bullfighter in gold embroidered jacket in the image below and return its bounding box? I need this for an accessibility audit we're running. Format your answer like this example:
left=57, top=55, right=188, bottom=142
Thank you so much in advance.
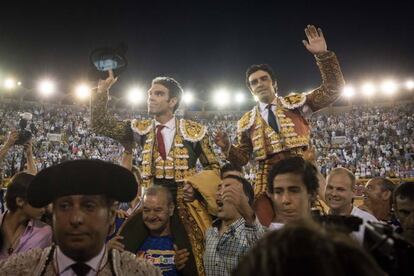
left=214, top=25, right=345, bottom=225
left=91, top=73, right=220, bottom=276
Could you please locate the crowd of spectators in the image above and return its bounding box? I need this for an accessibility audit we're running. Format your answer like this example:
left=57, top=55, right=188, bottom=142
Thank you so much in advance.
left=0, top=100, right=413, bottom=180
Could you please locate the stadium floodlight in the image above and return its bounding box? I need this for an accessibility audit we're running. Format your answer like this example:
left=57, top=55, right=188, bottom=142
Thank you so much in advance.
left=405, top=80, right=414, bottom=90
left=75, top=84, right=91, bottom=100
left=213, top=88, right=230, bottom=107
left=4, top=78, right=16, bottom=90
left=342, top=85, right=355, bottom=98
left=235, top=92, right=245, bottom=104
left=38, top=79, right=56, bottom=96
left=127, top=87, right=144, bottom=104
left=361, top=82, right=375, bottom=97
left=17, top=81, right=22, bottom=86
left=183, top=92, right=194, bottom=104
left=380, top=80, right=398, bottom=95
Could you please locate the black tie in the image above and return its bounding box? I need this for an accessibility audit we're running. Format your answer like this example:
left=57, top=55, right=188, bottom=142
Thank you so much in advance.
left=71, top=263, right=92, bottom=276
left=267, top=104, right=279, bottom=133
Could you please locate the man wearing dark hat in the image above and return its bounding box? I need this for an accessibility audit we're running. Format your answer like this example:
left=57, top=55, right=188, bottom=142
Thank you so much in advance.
left=91, top=71, right=220, bottom=275
left=0, top=159, right=161, bottom=276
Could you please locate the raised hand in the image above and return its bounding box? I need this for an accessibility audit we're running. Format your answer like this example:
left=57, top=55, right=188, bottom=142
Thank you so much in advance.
left=183, top=182, right=195, bottom=202
left=213, top=131, right=230, bottom=151
left=174, top=245, right=190, bottom=270
left=97, top=69, right=118, bottom=93
left=23, top=139, right=33, bottom=156
left=302, top=25, right=328, bottom=55
left=5, top=130, right=19, bottom=148
left=107, top=235, right=125, bottom=251
left=222, top=181, right=246, bottom=211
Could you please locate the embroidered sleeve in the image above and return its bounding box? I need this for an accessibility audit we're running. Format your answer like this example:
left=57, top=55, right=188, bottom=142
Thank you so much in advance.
left=118, top=250, right=162, bottom=276
left=90, top=89, right=134, bottom=143
left=305, top=51, right=345, bottom=112
left=198, top=134, right=220, bottom=173
left=0, top=248, right=44, bottom=274
left=228, top=130, right=252, bottom=166
left=179, top=119, right=206, bottom=142
left=226, top=110, right=254, bottom=166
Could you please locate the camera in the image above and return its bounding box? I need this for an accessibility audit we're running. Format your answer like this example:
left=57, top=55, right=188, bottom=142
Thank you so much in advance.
left=311, top=210, right=363, bottom=234
left=14, top=112, right=32, bottom=145
left=364, top=221, right=414, bottom=276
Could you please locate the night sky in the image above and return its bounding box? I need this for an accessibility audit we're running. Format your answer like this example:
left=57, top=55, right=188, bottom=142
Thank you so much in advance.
left=0, top=0, right=413, bottom=101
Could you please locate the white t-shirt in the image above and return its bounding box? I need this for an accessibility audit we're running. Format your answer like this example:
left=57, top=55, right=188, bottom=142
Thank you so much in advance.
left=350, top=206, right=378, bottom=243
left=267, top=222, right=284, bottom=231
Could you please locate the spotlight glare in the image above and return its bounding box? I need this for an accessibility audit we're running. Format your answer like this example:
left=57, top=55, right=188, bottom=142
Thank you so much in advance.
left=405, top=80, right=414, bottom=90
left=361, top=82, right=375, bottom=97
left=235, top=92, right=245, bottom=103
left=213, top=88, right=230, bottom=107
left=380, top=80, right=398, bottom=95
left=4, top=78, right=16, bottom=89
left=342, top=85, right=355, bottom=98
left=183, top=92, right=194, bottom=104
left=75, top=84, right=91, bottom=100
left=127, top=87, right=143, bottom=104
left=38, top=79, right=56, bottom=96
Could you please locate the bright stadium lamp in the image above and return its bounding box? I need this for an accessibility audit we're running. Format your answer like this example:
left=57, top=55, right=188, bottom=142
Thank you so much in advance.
left=213, top=88, right=230, bottom=107
left=405, top=80, right=414, bottom=90
left=17, top=81, right=22, bottom=86
left=380, top=80, right=398, bottom=95
left=38, top=79, right=56, bottom=96
left=183, top=92, right=194, bottom=104
left=361, top=82, right=375, bottom=97
left=342, top=85, right=355, bottom=98
left=127, top=87, right=144, bottom=104
left=235, top=92, right=245, bottom=104
left=4, top=78, right=17, bottom=90
left=75, top=84, right=91, bottom=100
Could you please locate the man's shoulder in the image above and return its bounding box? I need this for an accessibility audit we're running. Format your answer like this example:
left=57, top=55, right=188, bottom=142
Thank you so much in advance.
left=278, top=93, right=307, bottom=110
left=178, top=118, right=207, bottom=142
left=0, top=247, right=48, bottom=274
left=131, top=119, right=153, bottom=135
left=115, top=249, right=161, bottom=275
left=352, top=206, right=378, bottom=221
left=237, top=107, right=257, bottom=133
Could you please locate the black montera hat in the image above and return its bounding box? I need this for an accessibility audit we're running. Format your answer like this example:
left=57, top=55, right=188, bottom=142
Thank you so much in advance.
left=88, top=43, right=128, bottom=81
left=27, top=159, right=137, bottom=208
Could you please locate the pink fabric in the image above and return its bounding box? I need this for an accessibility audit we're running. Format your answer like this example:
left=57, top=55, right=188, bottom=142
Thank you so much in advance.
left=0, top=211, right=53, bottom=260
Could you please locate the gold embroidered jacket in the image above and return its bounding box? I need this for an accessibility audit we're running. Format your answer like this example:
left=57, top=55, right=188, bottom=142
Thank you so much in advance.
left=90, top=90, right=220, bottom=189
left=227, top=51, right=345, bottom=196
left=0, top=246, right=161, bottom=276
left=91, top=90, right=220, bottom=276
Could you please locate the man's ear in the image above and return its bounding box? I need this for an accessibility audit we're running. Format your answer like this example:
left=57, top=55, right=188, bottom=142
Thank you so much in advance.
left=108, top=204, right=117, bottom=224
left=382, top=190, right=392, bottom=201
left=168, top=97, right=178, bottom=109
left=169, top=204, right=175, bottom=217
left=16, top=197, right=25, bottom=208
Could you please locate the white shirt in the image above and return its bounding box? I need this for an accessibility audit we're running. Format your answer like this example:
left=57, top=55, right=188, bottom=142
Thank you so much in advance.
left=154, top=117, right=176, bottom=155
left=267, top=222, right=284, bottom=231
left=258, top=100, right=280, bottom=131
left=56, top=245, right=107, bottom=276
left=350, top=206, right=378, bottom=244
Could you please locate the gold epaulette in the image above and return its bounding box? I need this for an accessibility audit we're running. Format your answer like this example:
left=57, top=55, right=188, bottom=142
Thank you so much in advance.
left=179, top=119, right=206, bottom=142
left=237, top=107, right=256, bottom=133
left=130, top=119, right=153, bottom=135
left=279, top=93, right=307, bottom=110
